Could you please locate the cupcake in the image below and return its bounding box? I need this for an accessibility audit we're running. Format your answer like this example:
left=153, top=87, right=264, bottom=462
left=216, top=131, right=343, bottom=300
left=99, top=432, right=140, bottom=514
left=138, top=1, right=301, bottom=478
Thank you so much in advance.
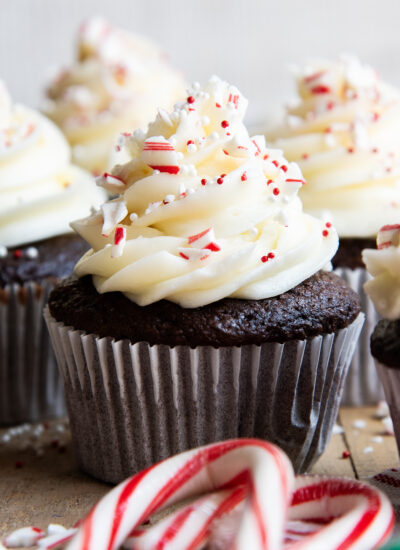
left=268, top=54, right=400, bottom=405
left=45, top=76, right=363, bottom=483
left=43, top=17, right=185, bottom=174
left=0, top=81, right=105, bottom=424
left=363, top=225, right=400, bottom=453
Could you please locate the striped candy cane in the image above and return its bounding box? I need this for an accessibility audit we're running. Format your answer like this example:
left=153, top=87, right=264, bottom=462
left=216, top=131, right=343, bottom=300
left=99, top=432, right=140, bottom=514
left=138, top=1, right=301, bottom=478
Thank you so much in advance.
left=67, top=439, right=293, bottom=550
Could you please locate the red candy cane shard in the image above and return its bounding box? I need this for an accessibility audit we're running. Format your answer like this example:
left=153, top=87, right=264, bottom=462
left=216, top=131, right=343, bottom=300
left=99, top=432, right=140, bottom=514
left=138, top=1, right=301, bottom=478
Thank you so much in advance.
left=111, top=227, right=126, bottom=258
left=141, top=137, right=179, bottom=174
left=377, top=224, right=400, bottom=249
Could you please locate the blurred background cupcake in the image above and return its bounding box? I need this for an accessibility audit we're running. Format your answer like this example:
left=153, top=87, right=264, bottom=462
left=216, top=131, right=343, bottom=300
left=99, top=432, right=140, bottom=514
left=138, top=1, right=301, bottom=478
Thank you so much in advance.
left=0, top=80, right=105, bottom=424
left=267, top=54, right=400, bottom=405
left=43, top=17, right=186, bottom=174
left=363, top=225, right=400, bottom=456
left=45, top=76, right=363, bottom=483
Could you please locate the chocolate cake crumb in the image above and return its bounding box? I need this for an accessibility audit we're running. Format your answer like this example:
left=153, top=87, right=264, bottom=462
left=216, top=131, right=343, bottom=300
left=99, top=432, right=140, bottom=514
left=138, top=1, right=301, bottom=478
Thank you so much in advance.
left=332, top=237, right=376, bottom=269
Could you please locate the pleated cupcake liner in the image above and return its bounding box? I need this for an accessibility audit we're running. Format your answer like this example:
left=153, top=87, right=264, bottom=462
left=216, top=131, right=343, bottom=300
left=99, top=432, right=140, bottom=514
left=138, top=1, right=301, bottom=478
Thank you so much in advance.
left=334, top=267, right=385, bottom=406
left=0, top=282, right=66, bottom=425
left=44, top=308, right=364, bottom=484
left=375, top=361, right=400, bottom=457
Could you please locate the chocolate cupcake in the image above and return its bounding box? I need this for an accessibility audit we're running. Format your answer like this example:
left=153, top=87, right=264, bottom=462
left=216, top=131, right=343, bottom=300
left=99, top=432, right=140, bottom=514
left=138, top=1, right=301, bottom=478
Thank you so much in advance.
left=45, top=76, right=363, bottom=483
left=0, top=81, right=105, bottom=424
left=268, top=55, right=400, bottom=405
left=43, top=17, right=185, bottom=174
left=363, top=225, right=400, bottom=454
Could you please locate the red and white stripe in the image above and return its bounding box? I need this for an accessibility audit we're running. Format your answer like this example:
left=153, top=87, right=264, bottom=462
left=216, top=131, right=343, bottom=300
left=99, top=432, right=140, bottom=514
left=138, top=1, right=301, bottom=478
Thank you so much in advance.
left=66, top=439, right=294, bottom=550
left=377, top=224, right=400, bottom=250
left=187, top=227, right=220, bottom=252
left=111, top=226, right=126, bottom=258
left=96, top=172, right=126, bottom=193
left=141, top=137, right=179, bottom=174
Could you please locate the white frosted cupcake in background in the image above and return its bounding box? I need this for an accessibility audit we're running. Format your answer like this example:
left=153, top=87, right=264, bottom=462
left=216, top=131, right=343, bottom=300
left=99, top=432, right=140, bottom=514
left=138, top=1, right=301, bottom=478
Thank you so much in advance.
left=43, top=17, right=186, bottom=174
left=363, top=225, right=400, bottom=455
left=268, top=55, right=400, bottom=405
left=0, top=80, right=105, bottom=424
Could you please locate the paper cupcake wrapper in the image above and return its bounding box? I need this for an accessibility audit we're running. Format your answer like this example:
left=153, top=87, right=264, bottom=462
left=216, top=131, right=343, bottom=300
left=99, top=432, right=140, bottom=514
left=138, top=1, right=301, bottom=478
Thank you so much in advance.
left=375, top=361, right=400, bottom=457
left=334, top=267, right=385, bottom=406
left=0, top=282, right=66, bottom=425
left=44, top=308, right=364, bottom=484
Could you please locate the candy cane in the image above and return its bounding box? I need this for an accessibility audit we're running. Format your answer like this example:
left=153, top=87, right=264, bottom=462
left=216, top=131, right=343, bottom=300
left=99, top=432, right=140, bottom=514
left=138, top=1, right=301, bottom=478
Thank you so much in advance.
left=377, top=224, right=400, bottom=249
left=67, top=439, right=294, bottom=550
left=141, top=137, right=179, bottom=174
left=66, top=439, right=394, bottom=550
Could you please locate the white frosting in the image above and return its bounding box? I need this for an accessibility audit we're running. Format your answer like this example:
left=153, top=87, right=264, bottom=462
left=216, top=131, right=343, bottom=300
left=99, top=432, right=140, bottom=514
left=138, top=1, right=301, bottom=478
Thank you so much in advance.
left=73, top=76, right=338, bottom=308
left=0, top=83, right=105, bottom=247
left=363, top=224, right=400, bottom=319
left=43, top=17, right=185, bottom=173
left=269, top=55, right=400, bottom=237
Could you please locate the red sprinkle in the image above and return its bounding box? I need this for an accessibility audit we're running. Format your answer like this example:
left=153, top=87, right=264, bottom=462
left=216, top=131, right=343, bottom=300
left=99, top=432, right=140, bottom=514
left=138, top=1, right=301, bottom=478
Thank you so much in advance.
left=221, top=120, right=229, bottom=128
left=223, top=150, right=229, bottom=155
left=342, top=451, right=350, bottom=459
left=32, top=528, right=42, bottom=534
left=217, top=177, right=224, bottom=184
left=261, top=256, right=268, bottom=263
left=241, top=172, right=247, bottom=182
left=324, top=127, right=332, bottom=133
left=201, top=178, right=207, bottom=186
left=263, top=154, right=269, bottom=160
left=273, top=188, right=280, bottom=196
left=266, top=179, right=273, bottom=186
left=372, top=147, right=379, bottom=153
left=280, top=165, right=288, bottom=172
left=372, top=112, right=380, bottom=122
left=302, top=153, right=309, bottom=160
left=325, top=222, right=332, bottom=228
left=215, top=103, right=221, bottom=108
left=261, top=252, right=275, bottom=263
left=114, top=227, right=125, bottom=245
left=311, top=85, right=331, bottom=94
left=348, top=147, right=354, bottom=153
left=268, top=252, right=275, bottom=259
left=327, top=101, right=335, bottom=111
left=272, top=160, right=279, bottom=167
left=15, top=460, right=23, bottom=469
left=13, top=249, right=22, bottom=259
left=187, top=140, right=194, bottom=145
left=187, top=96, right=195, bottom=104
left=322, top=229, right=329, bottom=237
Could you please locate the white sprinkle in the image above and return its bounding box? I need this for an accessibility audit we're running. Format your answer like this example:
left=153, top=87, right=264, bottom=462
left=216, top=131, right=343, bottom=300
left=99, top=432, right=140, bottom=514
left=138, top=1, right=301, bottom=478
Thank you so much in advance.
left=332, top=423, right=344, bottom=435
left=353, top=419, right=366, bottom=430
left=163, top=194, right=175, bottom=204
left=249, top=226, right=258, bottom=237
left=153, top=169, right=160, bottom=175
left=187, top=188, right=195, bottom=195
left=268, top=195, right=278, bottom=203
left=209, top=132, right=219, bottom=141
left=0, top=245, right=7, bottom=258
left=282, top=196, right=291, bottom=204
left=187, top=143, right=197, bottom=153
left=25, top=246, right=39, bottom=260
left=363, top=446, right=374, bottom=454
left=188, top=165, right=197, bottom=176
left=201, top=116, right=210, bottom=126
left=372, top=436, right=383, bottom=444
left=169, top=136, right=177, bottom=146
left=1, top=434, right=11, bottom=443
left=176, top=152, right=184, bottom=161
left=192, top=82, right=200, bottom=90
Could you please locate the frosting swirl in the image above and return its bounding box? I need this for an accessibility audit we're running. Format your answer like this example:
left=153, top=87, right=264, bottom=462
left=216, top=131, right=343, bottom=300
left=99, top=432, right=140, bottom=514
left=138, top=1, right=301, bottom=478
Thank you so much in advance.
left=73, top=76, right=338, bottom=308
left=269, top=55, right=400, bottom=237
left=43, top=17, right=185, bottom=173
left=363, top=224, right=400, bottom=319
left=0, top=82, right=105, bottom=248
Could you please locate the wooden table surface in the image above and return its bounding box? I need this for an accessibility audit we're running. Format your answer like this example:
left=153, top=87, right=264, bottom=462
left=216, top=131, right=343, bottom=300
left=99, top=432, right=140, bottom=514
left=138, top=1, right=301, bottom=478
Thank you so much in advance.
left=1, top=406, right=399, bottom=541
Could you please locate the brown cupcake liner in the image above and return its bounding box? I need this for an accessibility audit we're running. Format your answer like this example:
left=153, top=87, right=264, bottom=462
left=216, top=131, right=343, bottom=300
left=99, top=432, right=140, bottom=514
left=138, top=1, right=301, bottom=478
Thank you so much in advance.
left=0, top=282, right=66, bottom=425
left=375, top=361, right=400, bottom=456
left=334, top=267, right=385, bottom=406
left=44, top=307, right=364, bottom=484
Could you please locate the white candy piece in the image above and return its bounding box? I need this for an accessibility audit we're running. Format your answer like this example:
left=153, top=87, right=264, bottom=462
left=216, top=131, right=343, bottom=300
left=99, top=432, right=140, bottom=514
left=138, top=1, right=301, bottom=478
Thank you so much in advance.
left=101, top=201, right=128, bottom=237
left=141, top=136, right=179, bottom=174
left=4, top=527, right=44, bottom=548
left=96, top=173, right=126, bottom=193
